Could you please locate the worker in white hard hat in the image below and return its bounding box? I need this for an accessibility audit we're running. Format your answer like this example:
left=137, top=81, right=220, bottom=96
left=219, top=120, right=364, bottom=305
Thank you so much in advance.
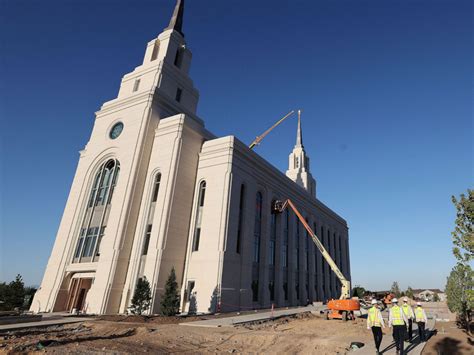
left=401, top=297, right=415, bottom=342
left=388, top=298, right=408, bottom=355
left=414, top=302, right=428, bottom=342
left=367, top=299, right=385, bottom=355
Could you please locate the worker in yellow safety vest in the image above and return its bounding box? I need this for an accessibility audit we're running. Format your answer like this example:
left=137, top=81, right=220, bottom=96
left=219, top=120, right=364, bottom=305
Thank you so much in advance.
left=414, top=302, right=428, bottom=342
left=367, top=299, right=385, bottom=355
left=388, top=298, right=408, bottom=355
left=401, top=297, right=415, bottom=342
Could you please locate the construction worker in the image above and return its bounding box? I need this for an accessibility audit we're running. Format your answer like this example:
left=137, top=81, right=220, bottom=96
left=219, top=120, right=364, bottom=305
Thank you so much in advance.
left=414, top=302, right=428, bottom=342
left=367, top=299, right=385, bottom=355
left=401, top=297, right=415, bottom=342
left=388, top=298, right=408, bottom=355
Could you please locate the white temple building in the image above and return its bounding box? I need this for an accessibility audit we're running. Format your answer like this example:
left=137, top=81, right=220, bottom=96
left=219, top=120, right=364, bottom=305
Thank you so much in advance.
left=31, top=0, right=351, bottom=315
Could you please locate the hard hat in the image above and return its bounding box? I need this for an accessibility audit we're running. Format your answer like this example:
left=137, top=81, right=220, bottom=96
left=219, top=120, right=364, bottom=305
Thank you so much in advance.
left=417, top=302, right=421, bottom=306
left=392, top=298, right=398, bottom=303
left=371, top=299, right=377, bottom=305
left=403, top=297, right=408, bottom=302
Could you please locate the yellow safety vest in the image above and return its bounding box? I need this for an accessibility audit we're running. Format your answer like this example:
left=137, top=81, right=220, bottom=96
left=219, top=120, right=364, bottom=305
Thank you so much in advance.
left=368, top=306, right=381, bottom=327
left=415, top=307, right=425, bottom=322
left=402, top=304, right=413, bottom=318
left=391, top=306, right=404, bottom=326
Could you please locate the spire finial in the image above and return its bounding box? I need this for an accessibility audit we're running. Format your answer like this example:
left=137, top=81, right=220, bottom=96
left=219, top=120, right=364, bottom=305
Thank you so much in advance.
left=296, top=109, right=303, bottom=147
left=165, top=0, right=185, bottom=37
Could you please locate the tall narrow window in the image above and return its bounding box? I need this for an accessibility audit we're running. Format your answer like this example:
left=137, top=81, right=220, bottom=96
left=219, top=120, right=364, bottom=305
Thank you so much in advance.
left=142, top=225, right=152, bottom=255
left=328, top=228, right=332, bottom=296
left=252, top=280, right=259, bottom=302
left=305, top=218, right=309, bottom=271
left=192, top=181, right=206, bottom=251
left=175, top=88, right=182, bottom=102
left=321, top=226, right=325, bottom=297
left=236, top=184, right=245, bottom=254
left=174, top=47, right=184, bottom=68
left=295, top=216, right=300, bottom=271
left=151, top=40, right=160, bottom=61
left=253, top=192, right=263, bottom=263
left=313, top=222, right=318, bottom=298
left=269, top=281, right=275, bottom=302
left=133, top=79, right=140, bottom=92
left=282, top=209, right=289, bottom=268
left=269, top=212, right=277, bottom=265
left=151, top=173, right=161, bottom=203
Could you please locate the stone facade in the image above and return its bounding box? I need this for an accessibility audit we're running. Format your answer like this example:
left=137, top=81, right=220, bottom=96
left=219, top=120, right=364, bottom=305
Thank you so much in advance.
left=31, top=1, right=350, bottom=315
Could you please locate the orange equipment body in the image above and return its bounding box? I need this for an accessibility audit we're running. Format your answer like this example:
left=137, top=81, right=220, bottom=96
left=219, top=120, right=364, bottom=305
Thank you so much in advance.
left=327, top=299, right=360, bottom=320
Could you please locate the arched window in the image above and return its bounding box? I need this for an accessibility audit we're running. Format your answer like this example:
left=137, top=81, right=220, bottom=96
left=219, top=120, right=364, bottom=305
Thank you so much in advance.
left=73, top=159, right=120, bottom=263
left=192, top=181, right=206, bottom=251
left=151, top=173, right=161, bottom=203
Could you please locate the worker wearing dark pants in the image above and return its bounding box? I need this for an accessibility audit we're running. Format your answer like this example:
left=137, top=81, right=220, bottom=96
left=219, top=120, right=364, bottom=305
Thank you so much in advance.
left=414, top=302, right=428, bottom=342
left=389, top=298, right=408, bottom=355
left=401, top=297, right=415, bottom=342
left=367, top=299, right=385, bottom=354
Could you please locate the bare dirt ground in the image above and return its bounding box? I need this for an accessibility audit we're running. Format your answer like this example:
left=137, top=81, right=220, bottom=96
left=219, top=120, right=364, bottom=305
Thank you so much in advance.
left=422, top=321, right=473, bottom=355
left=0, top=312, right=372, bottom=354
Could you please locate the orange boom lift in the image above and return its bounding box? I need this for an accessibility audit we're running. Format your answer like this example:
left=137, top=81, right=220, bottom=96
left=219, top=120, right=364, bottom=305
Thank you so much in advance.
left=272, top=199, right=360, bottom=321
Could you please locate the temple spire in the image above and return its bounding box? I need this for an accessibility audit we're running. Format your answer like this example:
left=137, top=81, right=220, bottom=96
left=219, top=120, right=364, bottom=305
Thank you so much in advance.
left=165, top=0, right=185, bottom=37
left=296, top=109, right=303, bottom=147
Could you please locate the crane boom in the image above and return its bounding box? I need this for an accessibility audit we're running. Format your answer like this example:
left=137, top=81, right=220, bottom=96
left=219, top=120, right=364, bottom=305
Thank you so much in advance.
left=249, top=110, right=295, bottom=149
left=273, top=199, right=351, bottom=300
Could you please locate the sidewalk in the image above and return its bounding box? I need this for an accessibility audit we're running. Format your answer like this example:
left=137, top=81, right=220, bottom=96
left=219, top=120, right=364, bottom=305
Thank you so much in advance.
left=355, top=315, right=435, bottom=355
left=180, top=305, right=322, bottom=327
left=0, top=315, right=93, bottom=333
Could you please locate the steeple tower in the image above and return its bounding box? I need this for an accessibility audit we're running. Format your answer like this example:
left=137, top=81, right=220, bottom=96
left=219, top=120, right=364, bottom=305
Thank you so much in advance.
left=286, top=110, right=317, bottom=197
left=165, top=0, right=184, bottom=36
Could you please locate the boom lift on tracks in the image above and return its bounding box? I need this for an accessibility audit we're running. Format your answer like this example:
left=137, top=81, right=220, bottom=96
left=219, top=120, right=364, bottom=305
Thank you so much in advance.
left=272, top=199, right=360, bottom=321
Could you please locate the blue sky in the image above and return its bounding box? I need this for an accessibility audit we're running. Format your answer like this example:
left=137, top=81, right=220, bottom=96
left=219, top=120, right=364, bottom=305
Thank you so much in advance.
left=1, top=0, right=472, bottom=291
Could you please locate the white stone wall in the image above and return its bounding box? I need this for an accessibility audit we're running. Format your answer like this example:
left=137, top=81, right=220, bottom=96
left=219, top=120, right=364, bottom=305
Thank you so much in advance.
left=181, top=137, right=350, bottom=313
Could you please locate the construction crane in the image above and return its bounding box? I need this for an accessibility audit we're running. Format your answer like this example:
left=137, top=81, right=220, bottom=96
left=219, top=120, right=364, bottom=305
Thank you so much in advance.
left=248, top=110, right=295, bottom=149
left=272, top=199, right=360, bottom=321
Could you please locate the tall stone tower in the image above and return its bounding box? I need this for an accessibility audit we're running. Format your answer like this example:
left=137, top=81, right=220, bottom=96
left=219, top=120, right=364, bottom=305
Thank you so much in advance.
left=31, top=0, right=205, bottom=315
left=286, top=110, right=316, bottom=197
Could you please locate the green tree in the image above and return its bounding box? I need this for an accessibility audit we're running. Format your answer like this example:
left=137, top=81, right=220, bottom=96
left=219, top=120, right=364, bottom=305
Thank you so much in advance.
left=451, top=189, right=474, bottom=264
left=390, top=281, right=401, bottom=298
left=130, top=277, right=152, bottom=315
left=445, top=263, right=473, bottom=330
left=433, top=293, right=440, bottom=302
left=405, top=286, right=414, bottom=299
left=160, top=268, right=180, bottom=316
left=352, top=285, right=366, bottom=298
left=24, top=287, right=37, bottom=309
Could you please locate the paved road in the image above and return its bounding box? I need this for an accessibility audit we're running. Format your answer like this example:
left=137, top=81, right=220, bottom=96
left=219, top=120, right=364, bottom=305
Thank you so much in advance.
left=180, top=305, right=322, bottom=327
left=355, top=315, right=435, bottom=355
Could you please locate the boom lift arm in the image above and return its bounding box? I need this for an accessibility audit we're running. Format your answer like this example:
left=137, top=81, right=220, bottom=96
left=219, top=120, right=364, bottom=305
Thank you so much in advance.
left=248, top=110, right=295, bottom=149
left=273, top=199, right=351, bottom=300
